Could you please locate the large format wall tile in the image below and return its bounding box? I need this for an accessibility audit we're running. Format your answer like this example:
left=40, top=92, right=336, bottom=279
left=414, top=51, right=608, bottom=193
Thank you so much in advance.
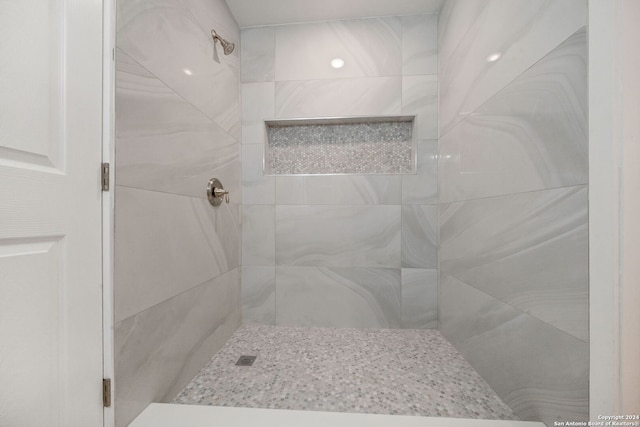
left=275, top=267, right=401, bottom=328
left=114, top=269, right=240, bottom=427
left=241, top=82, right=274, bottom=143
left=115, top=0, right=241, bottom=423
left=276, top=205, right=401, bottom=268
left=241, top=13, right=439, bottom=331
left=274, top=17, right=401, bottom=81
left=177, top=0, right=240, bottom=66
left=275, top=77, right=402, bottom=119
left=438, top=0, right=587, bottom=135
left=402, top=140, right=438, bottom=205
left=242, top=204, right=275, bottom=266
left=242, top=143, right=274, bottom=204
left=439, top=29, right=587, bottom=203
left=402, top=14, right=438, bottom=76
left=439, top=274, right=588, bottom=424
left=276, top=175, right=401, bottom=205
left=402, top=75, right=438, bottom=140
left=241, top=27, right=275, bottom=83
left=401, top=205, right=438, bottom=268
left=241, top=266, right=276, bottom=325
left=116, top=50, right=240, bottom=199
left=439, top=186, right=588, bottom=341
left=117, top=0, right=240, bottom=137
left=401, top=269, right=438, bottom=329
left=114, top=186, right=238, bottom=322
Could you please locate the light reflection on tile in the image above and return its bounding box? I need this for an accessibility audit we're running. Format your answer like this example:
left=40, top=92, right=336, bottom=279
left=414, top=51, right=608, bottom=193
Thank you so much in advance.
left=402, top=140, right=438, bottom=205
left=438, top=0, right=587, bottom=135
left=439, top=29, right=587, bottom=203
left=115, top=49, right=241, bottom=199
left=274, top=17, right=401, bottom=81
left=116, top=0, right=240, bottom=137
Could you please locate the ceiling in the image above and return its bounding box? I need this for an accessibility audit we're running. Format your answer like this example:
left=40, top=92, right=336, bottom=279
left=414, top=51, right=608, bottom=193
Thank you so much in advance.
left=225, top=0, right=444, bottom=27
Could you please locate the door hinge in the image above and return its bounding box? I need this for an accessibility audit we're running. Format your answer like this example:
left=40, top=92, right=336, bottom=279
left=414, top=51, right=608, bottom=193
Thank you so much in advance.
left=101, top=163, right=110, bottom=191
left=103, top=378, right=112, bottom=407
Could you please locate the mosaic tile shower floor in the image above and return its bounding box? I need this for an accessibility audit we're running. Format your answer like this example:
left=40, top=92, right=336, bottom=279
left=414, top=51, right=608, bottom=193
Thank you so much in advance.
left=173, top=325, right=517, bottom=420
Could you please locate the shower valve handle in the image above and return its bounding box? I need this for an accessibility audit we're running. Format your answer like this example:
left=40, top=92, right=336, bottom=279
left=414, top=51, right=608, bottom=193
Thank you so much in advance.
left=206, top=178, right=229, bottom=206
left=214, top=188, right=230, bottom=203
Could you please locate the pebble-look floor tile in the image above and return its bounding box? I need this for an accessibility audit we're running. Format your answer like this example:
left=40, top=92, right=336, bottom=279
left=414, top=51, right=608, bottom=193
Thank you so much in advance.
left=173, top=325, right=517, bottom=420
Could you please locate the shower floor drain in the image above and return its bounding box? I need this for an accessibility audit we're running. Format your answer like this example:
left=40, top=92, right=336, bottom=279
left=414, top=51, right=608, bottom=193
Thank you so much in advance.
left=235, top=355, right=257, bottom=366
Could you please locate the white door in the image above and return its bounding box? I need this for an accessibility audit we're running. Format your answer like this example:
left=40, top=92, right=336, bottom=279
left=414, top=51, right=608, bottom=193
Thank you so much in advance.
left=0, top=1, right=104, bottom=426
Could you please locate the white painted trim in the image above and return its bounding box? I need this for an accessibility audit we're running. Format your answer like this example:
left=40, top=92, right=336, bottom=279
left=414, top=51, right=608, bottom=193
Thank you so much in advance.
left=589, top=0, right=620, bottom=416
left=618, top=0, right=640, bottom=412
left=102, top=0, right=116, bottom=425
left=589, top=0, right=640, bottom=416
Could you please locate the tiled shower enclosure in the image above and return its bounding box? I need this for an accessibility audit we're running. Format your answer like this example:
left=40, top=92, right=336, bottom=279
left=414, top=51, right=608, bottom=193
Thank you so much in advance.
left=113, top=0, right=590, bottom=426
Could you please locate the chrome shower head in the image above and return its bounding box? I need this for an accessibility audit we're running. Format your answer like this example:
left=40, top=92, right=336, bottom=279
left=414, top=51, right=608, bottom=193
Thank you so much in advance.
left=211, top=29, right=235, bottom=55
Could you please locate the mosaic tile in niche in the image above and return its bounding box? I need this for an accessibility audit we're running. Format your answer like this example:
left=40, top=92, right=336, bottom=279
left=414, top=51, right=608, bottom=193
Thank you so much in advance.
left=265, top=119, right=415, bottom=175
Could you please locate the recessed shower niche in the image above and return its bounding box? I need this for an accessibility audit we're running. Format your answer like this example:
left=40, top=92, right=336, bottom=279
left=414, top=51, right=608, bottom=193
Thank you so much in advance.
left=264, top=116, right=416, bottom=175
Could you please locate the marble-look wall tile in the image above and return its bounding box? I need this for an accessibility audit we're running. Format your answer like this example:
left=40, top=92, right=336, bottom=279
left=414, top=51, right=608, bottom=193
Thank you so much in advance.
left=115, top=0, right=241, bottom=423
left=242, top=204, right=275, bottom=266
left=439, top=29, right=587, bottom=204
left=401, top=269, right=438, bottom=329
left=276, top=205, right=401, bottom=268
left=274, top=17, right=401, bottom=81
left=402, top=75, right=438, bottom=139
left=276, top=175, right=401, bottom=205
left=439, top=274, right=588, bottom=424
left=440, top=186, right=588, bottom=342
left=275, top=267, right=401, bottom=329
left=242, top=143, right=274, bottom=204
left=401, top=205, right=438, bottom=269
left=114, top=269, right=240, bottom=427
left=114, top=186, right=237, bottom=322
left=215, top=202, right=241, bottom=270
left=116, top=0, right=240, bottom=138
left=178, top=0, right=240, bottom=65
left=240, top=14, right=439, bottom=330
left=275, top=77, right=402, bottom=119
left=241, top=82, right=274, bottom=143
left=438, top=0, right=587, bottom=135
left=402, top=14, right=438, bottom=76
left=402, top=140, right=438, bottom=205
left=116, top=50, right=240, bottom=199
left=241, top=266, right=275, bottom=325
left=241, top=27, right=275, bottom=83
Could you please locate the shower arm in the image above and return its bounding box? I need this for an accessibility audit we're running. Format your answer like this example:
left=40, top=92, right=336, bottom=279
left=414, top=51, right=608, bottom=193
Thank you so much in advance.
left=211, top=29, right=235, bottom=55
